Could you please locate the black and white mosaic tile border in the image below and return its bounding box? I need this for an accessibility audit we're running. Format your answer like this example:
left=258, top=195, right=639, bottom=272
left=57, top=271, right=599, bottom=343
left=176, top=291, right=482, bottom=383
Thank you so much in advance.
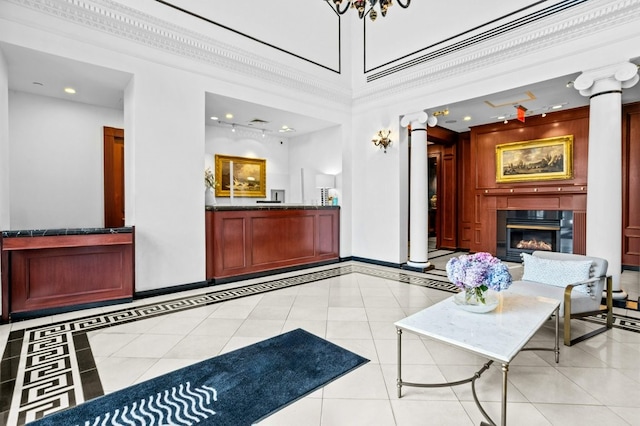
left=1, top=263, right=638, bottom=425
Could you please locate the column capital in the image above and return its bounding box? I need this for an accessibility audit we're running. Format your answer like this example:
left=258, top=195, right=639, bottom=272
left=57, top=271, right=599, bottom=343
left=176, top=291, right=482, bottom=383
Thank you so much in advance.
left=400, top=111, right=438, bottom=128
left=574, top=61, right=639, bottom=97
left=400, top=111, right=427, bottom=127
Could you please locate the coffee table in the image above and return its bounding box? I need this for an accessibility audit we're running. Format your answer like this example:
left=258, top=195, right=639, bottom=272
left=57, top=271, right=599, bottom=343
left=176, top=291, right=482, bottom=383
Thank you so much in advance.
left=395, top=292, right=560, bottom=426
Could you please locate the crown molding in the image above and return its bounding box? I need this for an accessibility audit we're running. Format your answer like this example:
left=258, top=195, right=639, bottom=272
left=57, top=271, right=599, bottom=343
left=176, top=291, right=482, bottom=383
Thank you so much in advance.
left=353, top=0, right=640, bottom=103
left=5, top=0, right=353, bottom=105
left=6, top=0, right=639, bottom=110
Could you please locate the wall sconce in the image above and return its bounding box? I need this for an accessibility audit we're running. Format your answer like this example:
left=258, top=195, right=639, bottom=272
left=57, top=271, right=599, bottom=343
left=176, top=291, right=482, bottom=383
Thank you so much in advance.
left=372, top=129, right=392, bottom=153
left=315, top=174, right=335, bottom=206
left=432, top=109, right=449, bottom=117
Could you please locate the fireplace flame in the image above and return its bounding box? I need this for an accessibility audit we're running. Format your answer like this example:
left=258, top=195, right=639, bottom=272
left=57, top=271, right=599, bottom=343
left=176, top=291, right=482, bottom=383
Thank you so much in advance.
left=516, top=239, right=552, bottom=251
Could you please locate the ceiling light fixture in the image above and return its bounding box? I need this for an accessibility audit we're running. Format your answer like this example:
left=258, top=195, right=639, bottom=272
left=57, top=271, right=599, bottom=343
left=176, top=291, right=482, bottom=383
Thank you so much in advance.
left=64, top=87, right=76, bottom=94
left=463, top=116, right=471, bottom=121
left=210, top=116, right=219, bottom=120
left=327, top=0, right=411, bottom=21
left=216, top=120, right=272, bottom=137
left=225, top=113, right=234, bottom=119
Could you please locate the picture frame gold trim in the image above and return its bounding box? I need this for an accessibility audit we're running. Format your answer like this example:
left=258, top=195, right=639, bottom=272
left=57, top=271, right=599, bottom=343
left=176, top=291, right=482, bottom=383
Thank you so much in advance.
left=214, top=154, right=266, bottom=197
left=495, top=135, right=574, bottom=183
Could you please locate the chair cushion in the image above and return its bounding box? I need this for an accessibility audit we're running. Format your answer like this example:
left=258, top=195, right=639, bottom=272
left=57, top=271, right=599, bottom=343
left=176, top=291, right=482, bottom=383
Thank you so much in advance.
left=521, top=253, right=592, bottom=293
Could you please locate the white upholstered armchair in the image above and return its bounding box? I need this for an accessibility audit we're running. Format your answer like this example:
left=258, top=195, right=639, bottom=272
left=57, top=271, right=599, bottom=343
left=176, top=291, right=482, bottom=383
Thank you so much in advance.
left=508, top=251, right=613, bottom=346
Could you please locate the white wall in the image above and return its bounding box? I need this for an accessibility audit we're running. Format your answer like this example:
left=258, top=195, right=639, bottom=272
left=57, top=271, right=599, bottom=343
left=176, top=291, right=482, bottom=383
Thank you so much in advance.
left=288, top=126, right=342, bottom=205
left=0, top=48, right=8, bottom=319
left=124, top=65, right=205, bottom=292
left=204, top=126, right=290, bottom=204
left=8, top=91, right=123, bottom=229
left=0, top=50, right=9, bottom=230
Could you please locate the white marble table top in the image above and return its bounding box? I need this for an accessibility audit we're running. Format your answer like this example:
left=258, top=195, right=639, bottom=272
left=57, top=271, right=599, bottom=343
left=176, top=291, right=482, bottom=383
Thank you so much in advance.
left=395, top=292, right=560, bottom=364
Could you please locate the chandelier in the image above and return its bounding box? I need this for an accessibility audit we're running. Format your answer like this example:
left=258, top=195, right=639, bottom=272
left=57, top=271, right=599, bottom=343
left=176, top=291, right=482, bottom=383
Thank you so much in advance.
left=329, top=0, right=411, bottom=21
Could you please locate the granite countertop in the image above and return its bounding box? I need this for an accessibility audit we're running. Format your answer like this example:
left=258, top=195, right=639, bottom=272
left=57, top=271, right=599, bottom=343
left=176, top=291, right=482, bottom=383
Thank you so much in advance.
left=2, top=227, right=134, bottom=238
left=206, top=205, right=340, bottom=211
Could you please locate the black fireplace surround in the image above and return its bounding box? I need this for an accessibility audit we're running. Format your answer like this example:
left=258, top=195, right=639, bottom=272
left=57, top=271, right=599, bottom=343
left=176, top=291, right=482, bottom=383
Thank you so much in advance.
left=497, top=210, right=573, bottom=262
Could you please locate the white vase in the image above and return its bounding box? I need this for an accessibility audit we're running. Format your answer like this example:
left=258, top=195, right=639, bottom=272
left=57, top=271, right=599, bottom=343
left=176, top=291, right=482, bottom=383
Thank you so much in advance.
left=205, top=188, right=216, bottom=205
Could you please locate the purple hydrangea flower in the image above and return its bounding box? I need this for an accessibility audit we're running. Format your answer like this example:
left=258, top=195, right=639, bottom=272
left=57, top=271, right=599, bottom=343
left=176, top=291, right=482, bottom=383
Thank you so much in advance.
left=446, top=252, right=512, bottom=292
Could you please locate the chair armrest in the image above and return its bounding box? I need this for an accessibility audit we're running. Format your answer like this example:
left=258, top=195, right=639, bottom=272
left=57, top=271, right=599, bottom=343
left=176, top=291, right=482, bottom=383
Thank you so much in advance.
left=562, top=276, right=603, bottom=299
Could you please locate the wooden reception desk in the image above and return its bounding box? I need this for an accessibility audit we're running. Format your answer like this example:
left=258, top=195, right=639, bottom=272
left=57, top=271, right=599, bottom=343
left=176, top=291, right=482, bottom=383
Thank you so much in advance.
left=206, top=205, right=340, bottom=281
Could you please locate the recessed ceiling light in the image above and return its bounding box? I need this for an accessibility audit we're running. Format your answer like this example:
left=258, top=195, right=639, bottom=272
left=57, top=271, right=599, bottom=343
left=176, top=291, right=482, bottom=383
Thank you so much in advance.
left=497, top=116, right=506, bottom=120
left=225, top=113, right=233, bottom=119
left=281, top=125, right=289, bottom=130
left=551, top=104, right=563, bottom=109
left=210, top=116, right=219, bottom=120
left=463, top=116, right=472, bottom=121
left=64, top=87, right=76, bottom=94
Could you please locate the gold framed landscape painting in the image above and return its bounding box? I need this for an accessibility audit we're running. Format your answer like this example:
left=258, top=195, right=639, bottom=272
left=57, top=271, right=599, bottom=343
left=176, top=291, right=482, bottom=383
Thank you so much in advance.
left=495, top=135, right=574, bottom=183
left=215, top=154, right=266, bottom=197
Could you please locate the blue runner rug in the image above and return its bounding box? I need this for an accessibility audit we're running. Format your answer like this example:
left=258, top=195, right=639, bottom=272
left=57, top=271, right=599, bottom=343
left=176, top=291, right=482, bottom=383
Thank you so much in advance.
left=29, top=328, right=368, bottom=425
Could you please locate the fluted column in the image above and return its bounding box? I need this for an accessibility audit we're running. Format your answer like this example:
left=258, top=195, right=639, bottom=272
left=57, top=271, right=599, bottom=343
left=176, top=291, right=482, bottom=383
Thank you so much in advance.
left=574, top=61, right=639, bottom=299
left=400, top=111, right=438, bottom=270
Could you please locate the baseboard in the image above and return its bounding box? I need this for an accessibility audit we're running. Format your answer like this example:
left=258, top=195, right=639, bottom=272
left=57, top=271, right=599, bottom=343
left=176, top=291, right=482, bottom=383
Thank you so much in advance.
left=9, top=298, right=133, bottom=322
left=350, top=257, right=403, bottom=269
left=208, top=259, right=341, bottom=285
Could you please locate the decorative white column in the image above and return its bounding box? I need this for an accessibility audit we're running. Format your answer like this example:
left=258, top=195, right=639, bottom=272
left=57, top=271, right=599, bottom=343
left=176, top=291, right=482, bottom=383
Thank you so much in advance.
left=574, top=61, right=639, bottom=300
left=400, top=111, right=438, bottom=270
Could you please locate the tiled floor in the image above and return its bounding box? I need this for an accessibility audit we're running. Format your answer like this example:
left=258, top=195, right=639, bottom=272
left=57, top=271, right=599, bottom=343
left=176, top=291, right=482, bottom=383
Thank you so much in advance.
left=1, top=252, right=639, bottom=425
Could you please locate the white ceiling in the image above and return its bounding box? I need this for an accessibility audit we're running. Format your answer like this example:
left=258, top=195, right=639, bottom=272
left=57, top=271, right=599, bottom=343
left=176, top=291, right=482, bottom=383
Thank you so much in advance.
left=203, top=92, right=338, bottom=138
left=3, top=42, right=640, bottom=136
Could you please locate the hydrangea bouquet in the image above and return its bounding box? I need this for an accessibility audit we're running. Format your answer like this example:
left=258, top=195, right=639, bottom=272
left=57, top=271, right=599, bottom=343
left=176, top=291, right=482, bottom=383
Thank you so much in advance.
left=446, top=252, right=512, bottom=304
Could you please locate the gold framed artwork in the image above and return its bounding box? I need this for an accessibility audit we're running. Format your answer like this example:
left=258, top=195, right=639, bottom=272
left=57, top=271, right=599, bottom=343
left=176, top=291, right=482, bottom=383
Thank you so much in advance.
left=495, top=135, right=574, bottom=183
left=214, top=154, right=266, bottom=197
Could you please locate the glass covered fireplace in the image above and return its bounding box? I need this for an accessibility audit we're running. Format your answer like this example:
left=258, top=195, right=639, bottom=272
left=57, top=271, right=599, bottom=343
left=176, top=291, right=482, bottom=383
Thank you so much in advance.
left=496, top=210, right=573, bottom=262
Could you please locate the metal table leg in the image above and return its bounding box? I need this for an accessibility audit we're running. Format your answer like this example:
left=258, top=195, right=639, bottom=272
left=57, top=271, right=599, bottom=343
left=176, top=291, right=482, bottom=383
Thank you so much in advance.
left=397, top=327, right=403, bottom=398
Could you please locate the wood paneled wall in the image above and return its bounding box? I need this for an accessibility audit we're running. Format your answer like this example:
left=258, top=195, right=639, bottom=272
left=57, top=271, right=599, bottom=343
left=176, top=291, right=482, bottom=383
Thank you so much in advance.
left=467, top=107, right=590, bottom=255
left=428, top=103, right=638, bottom=267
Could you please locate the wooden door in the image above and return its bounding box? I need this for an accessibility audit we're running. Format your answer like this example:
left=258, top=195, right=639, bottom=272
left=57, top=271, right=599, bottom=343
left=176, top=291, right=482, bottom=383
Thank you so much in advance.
left=104, top=127, right=125, bottom=228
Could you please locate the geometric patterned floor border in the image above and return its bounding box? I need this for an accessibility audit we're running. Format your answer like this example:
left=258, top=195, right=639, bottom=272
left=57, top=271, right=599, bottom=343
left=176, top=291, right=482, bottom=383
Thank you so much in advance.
left=1, top=263, right=638, bottom=425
